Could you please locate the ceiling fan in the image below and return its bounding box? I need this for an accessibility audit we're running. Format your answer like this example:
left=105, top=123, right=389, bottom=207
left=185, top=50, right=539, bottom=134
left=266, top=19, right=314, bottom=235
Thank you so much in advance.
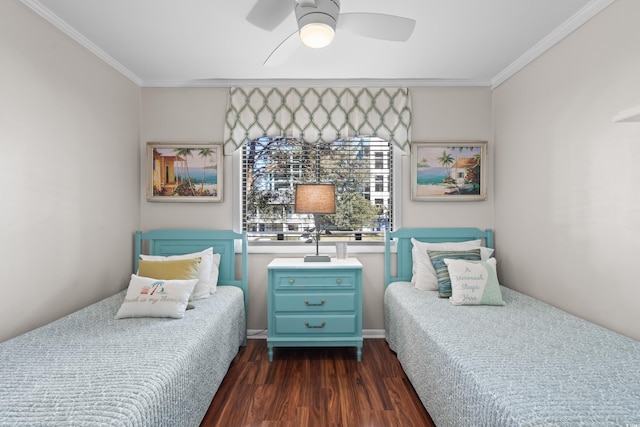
left=246, top=0, right=416, bottom=66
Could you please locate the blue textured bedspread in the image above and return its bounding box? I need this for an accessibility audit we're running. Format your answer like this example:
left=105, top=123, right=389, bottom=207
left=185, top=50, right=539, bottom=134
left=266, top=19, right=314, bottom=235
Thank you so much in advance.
left=0, top=286, right=245, bottom=427
left=385, top=282, right=640, bottom=427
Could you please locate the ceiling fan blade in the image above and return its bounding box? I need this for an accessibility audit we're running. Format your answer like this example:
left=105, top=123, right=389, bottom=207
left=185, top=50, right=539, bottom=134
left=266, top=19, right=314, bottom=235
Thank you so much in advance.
left=246, top=0, right=293, bottom=31
left=337, top=13, right=416, bottom=42
left=263, top=30, right=301, bottom=66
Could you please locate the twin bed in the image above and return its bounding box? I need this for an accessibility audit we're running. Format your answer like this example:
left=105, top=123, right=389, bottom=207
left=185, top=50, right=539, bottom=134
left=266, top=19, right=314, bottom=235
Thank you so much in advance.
left=384, top=227, right=640, bottom=427
left=0, top=229, right=247, bottom=427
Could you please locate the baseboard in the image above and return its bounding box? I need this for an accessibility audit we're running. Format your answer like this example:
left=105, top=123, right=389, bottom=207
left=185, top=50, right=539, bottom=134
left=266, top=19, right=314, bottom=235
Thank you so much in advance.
left=363, top=329, right=385, bottom=338
left=247, top=329, right=268, bottom=339
left=247, top=329, right=385, bottom=340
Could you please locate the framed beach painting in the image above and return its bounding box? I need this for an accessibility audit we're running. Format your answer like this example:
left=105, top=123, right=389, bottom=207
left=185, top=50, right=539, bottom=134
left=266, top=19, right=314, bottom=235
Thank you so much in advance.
left=146, top=142, right=223, bottom=202
left=411, top=141, right=487, bottom=201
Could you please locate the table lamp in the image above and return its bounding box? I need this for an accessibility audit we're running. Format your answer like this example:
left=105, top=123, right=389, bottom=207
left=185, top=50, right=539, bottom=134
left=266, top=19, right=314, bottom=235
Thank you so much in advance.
left=294, top=183, right=336, bottom=262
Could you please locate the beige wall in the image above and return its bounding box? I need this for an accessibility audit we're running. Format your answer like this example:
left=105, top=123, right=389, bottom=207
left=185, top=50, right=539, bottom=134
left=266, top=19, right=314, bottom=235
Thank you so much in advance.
left=0, top=1, right=141, bottom=342
left=12, top=0, right=635, bottom=343
left=140, top=86, right=493, bottom=332
left=493, top=0, right=640, bottom=340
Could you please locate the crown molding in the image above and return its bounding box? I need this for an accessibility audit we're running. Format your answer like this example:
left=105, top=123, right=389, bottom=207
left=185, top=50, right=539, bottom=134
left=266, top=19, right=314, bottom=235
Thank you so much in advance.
left=613, top=105, right=640, bottom=123
left=141, top=78, right=493, bottom=88
left=21, top=0, right=142, bottom=86
left=491, top=0, right=616, bottom=88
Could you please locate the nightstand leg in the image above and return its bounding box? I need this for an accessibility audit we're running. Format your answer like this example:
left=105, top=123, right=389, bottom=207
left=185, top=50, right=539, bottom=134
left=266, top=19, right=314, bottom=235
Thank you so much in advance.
left=357, top=345, right=362, bottom=362
left=268, top=345, right=273, bottom=362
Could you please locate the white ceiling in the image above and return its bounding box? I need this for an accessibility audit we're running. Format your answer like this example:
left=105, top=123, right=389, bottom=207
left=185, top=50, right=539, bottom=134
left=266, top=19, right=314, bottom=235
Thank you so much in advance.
left=23, top=0, right=614, bottom=87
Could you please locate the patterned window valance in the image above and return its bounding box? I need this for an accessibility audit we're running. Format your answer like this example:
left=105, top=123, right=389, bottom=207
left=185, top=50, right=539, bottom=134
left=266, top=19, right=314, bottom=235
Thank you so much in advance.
left=223, top=87, right=412, bottom=154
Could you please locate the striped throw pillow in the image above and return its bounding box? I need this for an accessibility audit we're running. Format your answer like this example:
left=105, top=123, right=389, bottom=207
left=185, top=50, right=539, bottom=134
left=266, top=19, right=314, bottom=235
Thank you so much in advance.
left=427, top=249, right=482, bottom=298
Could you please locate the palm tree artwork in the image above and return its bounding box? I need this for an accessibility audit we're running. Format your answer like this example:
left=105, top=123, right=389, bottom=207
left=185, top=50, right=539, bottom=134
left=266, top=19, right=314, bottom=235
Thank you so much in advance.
left=412, top=142, right=486, bottom=200
left=198, top=148, right=216, bottom=195
left=437, top=150, right=455, bottom=183
left=147, top=143, right=223, bottom=201
left=175, top=147, right=195, bottom=195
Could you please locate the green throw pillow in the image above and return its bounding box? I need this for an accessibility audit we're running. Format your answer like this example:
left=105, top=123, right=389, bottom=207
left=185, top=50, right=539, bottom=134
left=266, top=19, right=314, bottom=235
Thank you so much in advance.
left=427, top=249, right=481, bottom=298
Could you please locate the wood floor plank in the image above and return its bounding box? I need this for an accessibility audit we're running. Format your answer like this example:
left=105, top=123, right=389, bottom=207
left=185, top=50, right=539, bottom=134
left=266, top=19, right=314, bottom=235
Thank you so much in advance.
left=200, top=339, right=435, bottom=427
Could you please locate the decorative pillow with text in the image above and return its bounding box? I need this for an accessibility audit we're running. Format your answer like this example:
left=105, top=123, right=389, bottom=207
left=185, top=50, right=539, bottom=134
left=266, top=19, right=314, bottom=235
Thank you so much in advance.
left=115, top=274, right=198, bottom=319
left=444, top=258, right=505, bottom=306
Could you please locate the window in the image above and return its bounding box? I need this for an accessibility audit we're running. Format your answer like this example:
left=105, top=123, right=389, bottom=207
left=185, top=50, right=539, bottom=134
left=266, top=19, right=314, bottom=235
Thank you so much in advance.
left=375, top=152, right=384, bottom=169
left=242, top=137, right=393, bottom=242
left=374, top=175, right=384, bottom=192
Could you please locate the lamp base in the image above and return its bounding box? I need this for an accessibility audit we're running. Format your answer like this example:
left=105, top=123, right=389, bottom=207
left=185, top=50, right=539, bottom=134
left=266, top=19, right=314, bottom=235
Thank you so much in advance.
left=304, top=254, right=331, bottom=262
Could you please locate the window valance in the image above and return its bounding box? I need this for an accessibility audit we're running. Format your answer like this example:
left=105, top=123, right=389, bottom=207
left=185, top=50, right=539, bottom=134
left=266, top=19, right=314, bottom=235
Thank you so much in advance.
left=223, top=87, right=411, bottom=154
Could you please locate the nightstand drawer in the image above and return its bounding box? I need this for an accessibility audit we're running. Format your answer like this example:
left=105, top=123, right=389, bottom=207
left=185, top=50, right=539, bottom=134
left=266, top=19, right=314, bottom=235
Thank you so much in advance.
left=274, top=272, right=354, bottom=289
left=273, top=292, right=356, bottom=312
left=274, top=314, right=357, bottom=334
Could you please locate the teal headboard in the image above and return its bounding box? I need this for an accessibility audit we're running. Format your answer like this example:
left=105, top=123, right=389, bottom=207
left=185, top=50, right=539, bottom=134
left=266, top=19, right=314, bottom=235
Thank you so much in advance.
left=384, top=227, right=494, bottom=287
left=134, top=229, right=248, bottom=314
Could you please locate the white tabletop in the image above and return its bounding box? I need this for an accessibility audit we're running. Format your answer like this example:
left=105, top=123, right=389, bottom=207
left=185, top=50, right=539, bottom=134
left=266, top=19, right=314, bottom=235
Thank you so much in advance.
left=268, top=257, right=362, bottom=269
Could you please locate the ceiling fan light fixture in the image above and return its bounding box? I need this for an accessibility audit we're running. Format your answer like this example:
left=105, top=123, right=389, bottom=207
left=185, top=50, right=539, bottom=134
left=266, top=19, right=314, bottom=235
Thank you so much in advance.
left=299, top=21, right=335, bottom=48
left=260, top=0, right=415, bottom=66
left=295, top=0, right=340, bottom=49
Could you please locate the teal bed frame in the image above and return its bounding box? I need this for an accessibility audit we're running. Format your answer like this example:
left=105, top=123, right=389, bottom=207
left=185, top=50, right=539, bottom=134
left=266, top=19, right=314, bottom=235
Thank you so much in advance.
left=134, top=229, right=249, bottom=331
left=384, top=227, right=494, bottom=287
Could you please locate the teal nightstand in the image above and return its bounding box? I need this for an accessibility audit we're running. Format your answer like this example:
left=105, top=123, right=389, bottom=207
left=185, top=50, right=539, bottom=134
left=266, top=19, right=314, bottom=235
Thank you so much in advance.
left=267, top=258, right=363, bottom=362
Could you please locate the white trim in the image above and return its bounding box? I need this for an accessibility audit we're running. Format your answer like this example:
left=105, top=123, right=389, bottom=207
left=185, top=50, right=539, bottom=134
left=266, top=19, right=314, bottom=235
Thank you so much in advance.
left=247, top=243, right=385, bottom=254
left=21, top=0, right=142, bottom=86
left=613, top=105, right=640, bottom=123
left=232, top=150, right=243, bottom=233
left=392, top=145, right=404, bottom=230
left=247, top=329, right=385, bottom=339
left=247, top=329, right=268, bottom=339
left=363, top=329, right=385, bottom=339
left=234, top=241, right=390, bottom=255
left=142, top=78, right=493, bottom=88
left=492, top=0, right=616, bottom=88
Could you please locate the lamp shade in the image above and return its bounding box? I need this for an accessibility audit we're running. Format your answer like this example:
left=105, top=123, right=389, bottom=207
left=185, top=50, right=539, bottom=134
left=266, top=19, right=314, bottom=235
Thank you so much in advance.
left=294, top=184, right=336, bottom=214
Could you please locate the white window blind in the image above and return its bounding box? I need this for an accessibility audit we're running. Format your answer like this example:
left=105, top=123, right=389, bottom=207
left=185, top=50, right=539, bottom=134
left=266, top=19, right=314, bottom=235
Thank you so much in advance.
left=242, top=137, right=392, bottom=242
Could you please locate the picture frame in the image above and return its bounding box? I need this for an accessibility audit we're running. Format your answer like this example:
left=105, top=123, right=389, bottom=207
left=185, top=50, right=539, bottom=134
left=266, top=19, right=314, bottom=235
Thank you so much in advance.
left=411, top=141, right=487, bottom=201
left=146, top=142, right=223, bottom=202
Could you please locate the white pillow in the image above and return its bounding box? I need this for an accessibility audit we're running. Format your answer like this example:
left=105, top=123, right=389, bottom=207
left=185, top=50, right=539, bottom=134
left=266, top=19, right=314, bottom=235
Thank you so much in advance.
left=411, top=238, right=494, bottom=291
left=140, top=247, right=214, bottom=300
left=210, top=253, right=221, bottom=294
left=444, top=258, right=505, bottom=306
left=115, top=274, right=198, bottom=319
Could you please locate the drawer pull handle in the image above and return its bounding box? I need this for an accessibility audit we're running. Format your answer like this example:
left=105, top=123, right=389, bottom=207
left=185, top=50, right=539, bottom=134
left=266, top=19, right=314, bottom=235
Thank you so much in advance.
left=289, top=279, right=294, bottom=284
left=336, top=279, right=342, bottom=284
left=305, top=321, right=326, bottom=329
left=304, top=299, right=325, bottom=306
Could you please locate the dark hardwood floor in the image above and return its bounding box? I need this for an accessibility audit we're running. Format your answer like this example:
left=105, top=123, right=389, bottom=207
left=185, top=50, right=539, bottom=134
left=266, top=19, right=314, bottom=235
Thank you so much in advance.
left=200, top=339, right=435, bottom=427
